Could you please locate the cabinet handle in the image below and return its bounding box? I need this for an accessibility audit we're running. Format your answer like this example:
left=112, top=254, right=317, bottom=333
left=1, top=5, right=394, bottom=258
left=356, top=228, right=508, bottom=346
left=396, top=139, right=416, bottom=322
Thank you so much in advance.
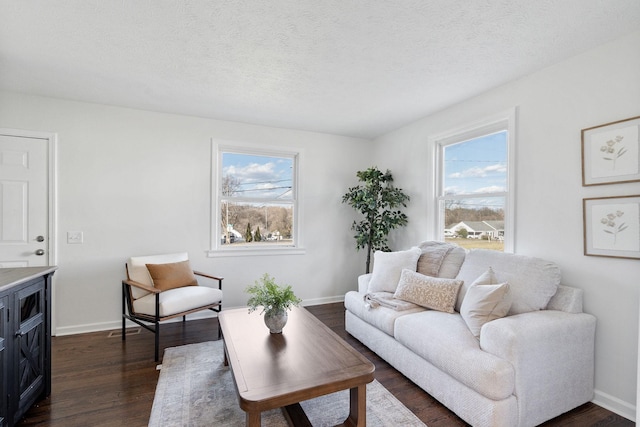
left=35, top=249, right=45, bottom=256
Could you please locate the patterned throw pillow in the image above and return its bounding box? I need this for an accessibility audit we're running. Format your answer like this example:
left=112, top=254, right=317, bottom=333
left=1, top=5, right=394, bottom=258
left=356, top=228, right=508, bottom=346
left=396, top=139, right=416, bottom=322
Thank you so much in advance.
left=393, top=269, right=463, bottom=313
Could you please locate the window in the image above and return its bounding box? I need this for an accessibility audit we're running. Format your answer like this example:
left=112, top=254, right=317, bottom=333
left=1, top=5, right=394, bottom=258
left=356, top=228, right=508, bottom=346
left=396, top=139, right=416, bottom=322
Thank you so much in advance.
left=212, top=143, right=300, bottom=254
left=432, top=110, right=516, bottom=252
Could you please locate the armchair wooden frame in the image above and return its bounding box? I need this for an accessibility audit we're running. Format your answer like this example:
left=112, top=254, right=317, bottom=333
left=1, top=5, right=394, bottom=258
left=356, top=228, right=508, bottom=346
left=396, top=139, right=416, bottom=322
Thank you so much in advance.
left=122, top=266, right=223, bottom=361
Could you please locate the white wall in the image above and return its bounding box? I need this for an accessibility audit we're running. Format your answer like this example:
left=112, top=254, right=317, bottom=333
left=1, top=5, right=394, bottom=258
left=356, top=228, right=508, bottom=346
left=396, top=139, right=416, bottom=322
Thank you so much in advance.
left=372, top=31, right=640, bottom=418
left=0, top=92, right=372, bottom=334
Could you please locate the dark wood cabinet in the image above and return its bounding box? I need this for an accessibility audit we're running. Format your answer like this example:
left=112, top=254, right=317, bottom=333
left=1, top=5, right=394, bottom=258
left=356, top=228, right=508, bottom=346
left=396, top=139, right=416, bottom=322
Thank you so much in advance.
left=0, top=294, right=7, bottom=427
left=0, top=267, right=56, bottom=427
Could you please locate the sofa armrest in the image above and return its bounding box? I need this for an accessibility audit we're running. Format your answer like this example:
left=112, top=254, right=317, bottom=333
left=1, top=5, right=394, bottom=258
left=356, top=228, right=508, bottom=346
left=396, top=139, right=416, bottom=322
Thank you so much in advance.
left=546, top=285, right=583, bottom=313
left=357, top=274, right=372, bottom=293
left=480, top=310, right=596, bottom=426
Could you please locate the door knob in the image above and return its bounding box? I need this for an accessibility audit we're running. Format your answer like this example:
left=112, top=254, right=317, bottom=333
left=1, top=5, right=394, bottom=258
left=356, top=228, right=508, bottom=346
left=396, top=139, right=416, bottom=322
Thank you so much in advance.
left=35, top=249, right=45, bottom=256
left=36, top=235, right=45, bottom=242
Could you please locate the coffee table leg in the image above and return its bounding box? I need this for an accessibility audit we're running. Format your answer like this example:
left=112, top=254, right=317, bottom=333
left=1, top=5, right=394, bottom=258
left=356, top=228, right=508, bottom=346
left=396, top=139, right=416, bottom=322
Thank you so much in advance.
left=246, top=410, right=260, bottom=426
left=344, top=384, right=366, bottom=427
left=222, top=341, right=229, bottom=367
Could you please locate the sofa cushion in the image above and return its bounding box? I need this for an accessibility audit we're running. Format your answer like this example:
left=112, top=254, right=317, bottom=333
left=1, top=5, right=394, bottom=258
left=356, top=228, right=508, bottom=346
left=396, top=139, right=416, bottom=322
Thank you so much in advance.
left=146, top=260, right=198, bottom=291
left=368, top=247, right=421, bottom=293
left=455, top=249, right=560, bottom=315
left=344, top=290, right=425, bottom=337
left=461, top=282, right=512, bottom=338
left=393, top=269, right=462, bottom=313
left=394, top=310, right=515, bottom=401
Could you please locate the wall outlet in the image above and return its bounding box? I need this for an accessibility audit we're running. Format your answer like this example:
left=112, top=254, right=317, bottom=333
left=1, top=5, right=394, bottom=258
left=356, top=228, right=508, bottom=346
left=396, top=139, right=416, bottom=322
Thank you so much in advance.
left=67, top=231, right=83, bottom=244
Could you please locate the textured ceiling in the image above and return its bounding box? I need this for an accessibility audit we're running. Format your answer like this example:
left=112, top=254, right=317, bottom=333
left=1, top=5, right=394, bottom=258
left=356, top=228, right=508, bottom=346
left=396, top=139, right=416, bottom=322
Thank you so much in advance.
left=1, top=1, right=639, bottom=139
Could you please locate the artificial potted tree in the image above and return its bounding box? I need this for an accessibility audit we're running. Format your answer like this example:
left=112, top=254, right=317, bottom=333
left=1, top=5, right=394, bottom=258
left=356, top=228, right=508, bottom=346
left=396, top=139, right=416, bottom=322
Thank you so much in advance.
left=246, top=273, right=302, bottom=333
left=342, top=166, right=410, bottom=273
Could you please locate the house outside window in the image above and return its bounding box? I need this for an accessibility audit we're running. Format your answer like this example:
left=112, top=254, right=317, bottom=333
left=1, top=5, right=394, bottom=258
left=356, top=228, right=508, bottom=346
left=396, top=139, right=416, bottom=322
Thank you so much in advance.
left=212, top=142, right=301, bottom=254
left=432, top=109, right=516, bottom=252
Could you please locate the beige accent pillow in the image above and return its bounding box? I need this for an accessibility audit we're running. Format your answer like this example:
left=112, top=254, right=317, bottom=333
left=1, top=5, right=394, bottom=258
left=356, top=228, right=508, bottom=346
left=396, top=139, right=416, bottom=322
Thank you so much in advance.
left=367, top=247, right=422, bottom=293
left=393, top=269, right=463, bottom=314
left=461, top=282, right=512, bottom=338
left=146, top=260, right=198, bottom=291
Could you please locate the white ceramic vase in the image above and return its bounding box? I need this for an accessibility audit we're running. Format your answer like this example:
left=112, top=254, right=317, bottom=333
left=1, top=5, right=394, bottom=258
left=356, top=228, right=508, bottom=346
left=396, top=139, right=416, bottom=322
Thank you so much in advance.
left=264, top=309, right=288, bottom=333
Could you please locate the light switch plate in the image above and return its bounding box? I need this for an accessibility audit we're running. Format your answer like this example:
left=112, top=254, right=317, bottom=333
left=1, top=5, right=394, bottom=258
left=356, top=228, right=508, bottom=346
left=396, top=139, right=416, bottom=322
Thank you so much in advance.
left=67, top=231, right=83, bottom=244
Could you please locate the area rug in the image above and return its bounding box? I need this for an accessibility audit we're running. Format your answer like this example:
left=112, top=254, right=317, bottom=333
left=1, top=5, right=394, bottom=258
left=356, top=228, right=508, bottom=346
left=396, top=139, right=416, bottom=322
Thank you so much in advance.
left=149, top=340, right=426, bottom=426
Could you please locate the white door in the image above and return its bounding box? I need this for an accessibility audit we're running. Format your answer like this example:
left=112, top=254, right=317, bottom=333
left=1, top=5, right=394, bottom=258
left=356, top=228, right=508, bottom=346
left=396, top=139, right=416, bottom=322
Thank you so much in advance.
left=0, top=132, right=51, bottom=267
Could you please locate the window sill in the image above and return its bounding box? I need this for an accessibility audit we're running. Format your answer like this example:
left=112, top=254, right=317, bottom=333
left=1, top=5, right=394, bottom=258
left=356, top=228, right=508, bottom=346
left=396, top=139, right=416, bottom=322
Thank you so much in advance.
left=206, top=247, right=306, bottom=257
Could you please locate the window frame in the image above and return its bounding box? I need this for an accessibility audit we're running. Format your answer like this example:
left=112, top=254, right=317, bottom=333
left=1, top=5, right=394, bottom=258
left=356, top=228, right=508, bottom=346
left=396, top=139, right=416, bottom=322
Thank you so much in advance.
left=208, top=140, right=304, bottom=257
left=429, top=109, right=517, bottom=252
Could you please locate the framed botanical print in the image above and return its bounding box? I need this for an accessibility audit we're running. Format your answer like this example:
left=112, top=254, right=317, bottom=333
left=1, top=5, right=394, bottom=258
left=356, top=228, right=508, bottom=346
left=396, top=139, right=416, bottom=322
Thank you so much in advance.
left=583, top=195, right=640, bottom=259
left=581, top=116, right=640, bottom=186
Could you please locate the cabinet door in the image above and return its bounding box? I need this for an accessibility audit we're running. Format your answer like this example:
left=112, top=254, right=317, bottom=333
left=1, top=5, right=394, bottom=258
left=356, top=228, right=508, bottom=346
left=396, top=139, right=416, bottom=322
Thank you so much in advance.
left=0, top=295, right=8, bottom=427
left=13, top=280, right=45, bottom=422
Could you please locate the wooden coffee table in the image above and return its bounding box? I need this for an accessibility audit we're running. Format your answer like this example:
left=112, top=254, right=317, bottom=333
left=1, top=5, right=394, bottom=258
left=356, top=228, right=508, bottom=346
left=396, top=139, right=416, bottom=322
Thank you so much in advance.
left=218, top=306, right=375, bottom=427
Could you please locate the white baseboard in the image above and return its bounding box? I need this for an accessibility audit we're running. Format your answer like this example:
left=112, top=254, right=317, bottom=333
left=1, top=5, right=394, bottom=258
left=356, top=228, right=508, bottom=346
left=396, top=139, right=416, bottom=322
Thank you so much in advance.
left=54, top=296, right=345, bottom=336
left=55, top=320, right=124, bottom=336
left=54, top=310, right=221, bottom=336
left=301, top=295, right=345, bottom=306
left=593, top=389, right=635, bottom=422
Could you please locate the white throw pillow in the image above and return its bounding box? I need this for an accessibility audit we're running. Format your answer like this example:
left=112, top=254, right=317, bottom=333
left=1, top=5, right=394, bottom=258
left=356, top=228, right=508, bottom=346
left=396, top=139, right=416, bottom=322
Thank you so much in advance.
left=367, top=247, right=422, bottom=293
left=461, top=282, right=512, bottom=338
left=455, top=266, right=496, bottom=312
left=472, top=266, right=496, bottom=285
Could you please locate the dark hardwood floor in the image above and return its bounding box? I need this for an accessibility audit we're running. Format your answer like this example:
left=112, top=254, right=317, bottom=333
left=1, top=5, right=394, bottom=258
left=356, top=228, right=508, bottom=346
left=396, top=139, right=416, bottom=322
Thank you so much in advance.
left=18, top=303, right=632, bottom=426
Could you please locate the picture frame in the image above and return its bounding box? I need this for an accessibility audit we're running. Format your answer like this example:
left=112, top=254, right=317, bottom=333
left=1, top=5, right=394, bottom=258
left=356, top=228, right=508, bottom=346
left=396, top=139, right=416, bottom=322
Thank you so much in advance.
left=581, top=115, right=640, bottom=186
left=583, top=195, right=640, bottom=259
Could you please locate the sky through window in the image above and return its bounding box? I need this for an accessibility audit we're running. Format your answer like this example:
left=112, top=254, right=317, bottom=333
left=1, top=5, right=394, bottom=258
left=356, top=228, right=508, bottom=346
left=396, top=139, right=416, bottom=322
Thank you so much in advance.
left=222, top=153, right=293, bottom=200
left=444, top=131, right=507, bottom=197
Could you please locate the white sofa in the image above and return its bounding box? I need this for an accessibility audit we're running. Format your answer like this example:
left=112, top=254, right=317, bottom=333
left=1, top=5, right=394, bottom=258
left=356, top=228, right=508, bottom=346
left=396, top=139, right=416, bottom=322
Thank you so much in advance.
left=344, top=242, right=596, bottom=427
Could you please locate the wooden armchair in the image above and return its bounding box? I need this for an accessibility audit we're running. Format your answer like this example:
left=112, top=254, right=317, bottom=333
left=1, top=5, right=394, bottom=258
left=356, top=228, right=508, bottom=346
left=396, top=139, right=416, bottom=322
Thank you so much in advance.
left=121, top=252, right=223, bottom=361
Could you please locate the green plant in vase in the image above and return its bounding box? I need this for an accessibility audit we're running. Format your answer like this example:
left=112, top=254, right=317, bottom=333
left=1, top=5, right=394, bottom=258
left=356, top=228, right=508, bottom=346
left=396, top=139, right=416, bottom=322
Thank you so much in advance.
left=246, top=273, right=301, bottom=333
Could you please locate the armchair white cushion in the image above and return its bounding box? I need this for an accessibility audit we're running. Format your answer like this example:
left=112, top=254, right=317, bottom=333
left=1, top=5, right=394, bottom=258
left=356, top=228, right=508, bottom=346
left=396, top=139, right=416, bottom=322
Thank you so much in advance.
left=133, top=286, right=223, bottom=317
